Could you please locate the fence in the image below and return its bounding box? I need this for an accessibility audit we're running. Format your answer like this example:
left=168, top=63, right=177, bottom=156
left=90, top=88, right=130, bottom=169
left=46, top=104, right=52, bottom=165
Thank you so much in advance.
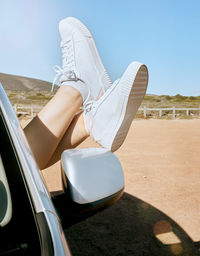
left=14, top=104, right=43, bottom=119
left=14, top=104, right=200, bottom=119
left=138, top=106, right=200, bottom=119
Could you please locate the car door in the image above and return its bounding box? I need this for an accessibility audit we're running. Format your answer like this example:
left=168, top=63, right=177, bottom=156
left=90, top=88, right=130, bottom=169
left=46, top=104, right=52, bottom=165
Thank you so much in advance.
left=0, top=112, right=42, bottom=255
left=0, top=83, right=71, bottom=256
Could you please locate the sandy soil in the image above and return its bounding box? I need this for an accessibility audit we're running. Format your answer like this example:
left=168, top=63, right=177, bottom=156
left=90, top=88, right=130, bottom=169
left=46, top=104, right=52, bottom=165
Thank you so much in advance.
left=64, top=119, right=200, bottom=256
left=115, top=119, right=200, bottom=241
left=23, top=118, right=200, bottom=255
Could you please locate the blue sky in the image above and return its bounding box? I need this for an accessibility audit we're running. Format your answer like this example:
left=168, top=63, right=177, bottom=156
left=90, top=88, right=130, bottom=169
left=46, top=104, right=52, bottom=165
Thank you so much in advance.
left=0, top=0, right=200, bottom=96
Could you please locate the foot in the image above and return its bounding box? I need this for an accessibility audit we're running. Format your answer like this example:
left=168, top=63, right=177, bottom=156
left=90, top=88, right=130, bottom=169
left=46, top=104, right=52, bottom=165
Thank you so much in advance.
left=84, top=61, right=148, bottom=152
left=52, top=17, right=112, bottom=104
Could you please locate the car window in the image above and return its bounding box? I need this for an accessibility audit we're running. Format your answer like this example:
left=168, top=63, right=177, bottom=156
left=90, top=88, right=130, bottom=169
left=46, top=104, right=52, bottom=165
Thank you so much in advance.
left=0, top=154, right=12, bottom=227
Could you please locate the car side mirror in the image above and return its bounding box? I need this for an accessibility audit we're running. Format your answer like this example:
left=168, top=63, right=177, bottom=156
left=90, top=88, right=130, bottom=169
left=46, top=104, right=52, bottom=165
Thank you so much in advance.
left=61, top=148, right=124, bottom=205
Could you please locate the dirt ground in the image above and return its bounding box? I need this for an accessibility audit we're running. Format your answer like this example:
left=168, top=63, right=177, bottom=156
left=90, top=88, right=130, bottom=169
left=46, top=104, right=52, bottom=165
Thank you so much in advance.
left=23, top=118, right=200, bottom=255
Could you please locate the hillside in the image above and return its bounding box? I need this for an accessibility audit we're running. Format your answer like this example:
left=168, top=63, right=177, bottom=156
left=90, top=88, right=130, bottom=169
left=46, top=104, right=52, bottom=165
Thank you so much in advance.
left=1, top=72, right=199, bottom=119
left=0, top=73, right=53, bottom=91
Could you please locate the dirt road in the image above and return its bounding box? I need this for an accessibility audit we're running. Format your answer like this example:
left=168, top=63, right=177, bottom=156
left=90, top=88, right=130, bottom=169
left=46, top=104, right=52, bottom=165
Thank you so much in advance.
left=35, top=119, right=200, bottom=255
left=116, top=119, right=200, bottom=241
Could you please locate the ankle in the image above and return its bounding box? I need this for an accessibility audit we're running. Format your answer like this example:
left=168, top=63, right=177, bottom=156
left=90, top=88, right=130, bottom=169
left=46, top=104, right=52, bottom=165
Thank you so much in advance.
left=61, top=80, right=89, bottom=105
left=59, top=85, right=83, bottom=105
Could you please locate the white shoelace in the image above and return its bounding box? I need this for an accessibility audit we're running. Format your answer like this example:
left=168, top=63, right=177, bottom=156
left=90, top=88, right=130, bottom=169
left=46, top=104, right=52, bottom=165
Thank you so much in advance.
left=51, top=40, right=78, bottom=92
left=82, top=79, right=120, bottom=113
left=83, top=100, right=95, bottom=113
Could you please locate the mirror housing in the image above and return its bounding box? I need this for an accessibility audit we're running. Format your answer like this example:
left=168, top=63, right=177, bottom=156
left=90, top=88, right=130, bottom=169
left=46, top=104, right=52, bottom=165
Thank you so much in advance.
left=61, top=148, right=124, bottom=204
left=53, top=148, right=124, bottom=227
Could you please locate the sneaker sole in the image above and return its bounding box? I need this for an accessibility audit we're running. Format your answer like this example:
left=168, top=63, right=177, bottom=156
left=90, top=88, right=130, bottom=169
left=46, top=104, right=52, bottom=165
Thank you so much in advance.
left=110, top=62, right=148, bottom=152
left=65, top=17, right=111, bottom=96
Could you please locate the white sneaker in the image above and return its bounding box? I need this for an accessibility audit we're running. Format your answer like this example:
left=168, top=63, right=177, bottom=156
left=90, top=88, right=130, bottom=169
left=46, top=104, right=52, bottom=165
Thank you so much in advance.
left=52, top=17, right=112, bottom=103
left=84, top=61, right=148, bottom=152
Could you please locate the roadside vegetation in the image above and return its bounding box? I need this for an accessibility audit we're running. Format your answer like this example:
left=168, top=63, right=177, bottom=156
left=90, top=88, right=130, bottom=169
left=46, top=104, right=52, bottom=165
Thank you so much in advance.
left=6, top=91, right=200, bottom=119
left=6, top=91, right=54, bottom=106
left=141, top=94, right=200, bottom=108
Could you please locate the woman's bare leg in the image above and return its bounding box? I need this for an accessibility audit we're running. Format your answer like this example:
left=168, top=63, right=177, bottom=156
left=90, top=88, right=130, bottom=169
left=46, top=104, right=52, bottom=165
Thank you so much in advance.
left=46, top=112, right=89, bottom=168
left=24, top=85, right=82, bottom=169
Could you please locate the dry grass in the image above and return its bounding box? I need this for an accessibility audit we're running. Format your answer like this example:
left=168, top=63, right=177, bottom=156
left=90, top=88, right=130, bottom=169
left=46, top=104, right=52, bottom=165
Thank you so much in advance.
left=6, top=91, right=54, bottom=106
left=141, top=94, right=200, bottom=108
left=7, top=92, right=200, bottom=119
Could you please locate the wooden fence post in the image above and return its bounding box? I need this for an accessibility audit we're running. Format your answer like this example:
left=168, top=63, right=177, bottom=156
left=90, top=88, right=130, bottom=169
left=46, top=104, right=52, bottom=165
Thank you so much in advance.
left=172, top=106, right=176, bottom=119
left=31, top=106, right=34, bottom=119
left=144, top=106, right=147, bottom=118
left=14, top=104, right=17, bottom=113
left=159, top=109, right=162, bottom=118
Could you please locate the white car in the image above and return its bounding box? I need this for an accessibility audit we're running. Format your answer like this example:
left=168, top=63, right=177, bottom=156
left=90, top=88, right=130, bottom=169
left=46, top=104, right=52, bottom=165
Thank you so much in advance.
left=0, top=83, right=124, bottom=255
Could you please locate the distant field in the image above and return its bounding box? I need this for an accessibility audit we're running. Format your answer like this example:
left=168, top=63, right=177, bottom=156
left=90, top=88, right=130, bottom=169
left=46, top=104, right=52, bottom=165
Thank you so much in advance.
left=6, top=91, right=200, bottom=106
left=139, top=94, right=200, bottom=119
left=3, top=72, right=199, bottom=118
left=6, top=91, right=200, bottom=119
left=141, top=94, right=200, bottom=108
left=6, top=91, right=54, bottom=106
